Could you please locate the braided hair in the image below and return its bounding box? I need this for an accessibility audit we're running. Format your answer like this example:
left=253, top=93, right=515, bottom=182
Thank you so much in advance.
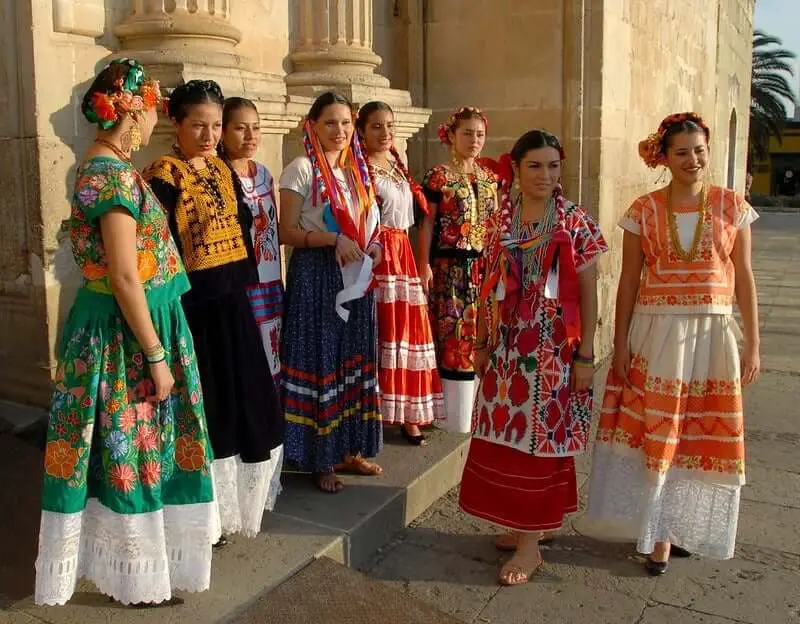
left=168, top=79, right=224, bottom=122
left=356, top=101, right=430, bottom=220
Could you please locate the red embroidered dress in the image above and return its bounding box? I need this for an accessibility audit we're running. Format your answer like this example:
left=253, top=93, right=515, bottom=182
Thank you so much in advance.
left=588, top=185, right=758, bottom=560
left=459, top=196, right=607, bottom=531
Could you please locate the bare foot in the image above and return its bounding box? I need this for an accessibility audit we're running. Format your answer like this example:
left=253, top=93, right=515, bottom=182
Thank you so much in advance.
left=498, top=534, right=543, bottom=586
left=335, top=454, right=383, bottom=476
left=651, top=540, right=670, bottom=563
left=313, top=471, right=344, bottom=493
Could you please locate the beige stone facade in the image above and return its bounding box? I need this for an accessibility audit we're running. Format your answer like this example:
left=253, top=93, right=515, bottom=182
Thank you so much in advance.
left=0, top=0, right=754, bottom=406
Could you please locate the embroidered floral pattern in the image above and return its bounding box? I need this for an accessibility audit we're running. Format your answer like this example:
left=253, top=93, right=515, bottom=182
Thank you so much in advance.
left=67, top=158, right=184, bottom=294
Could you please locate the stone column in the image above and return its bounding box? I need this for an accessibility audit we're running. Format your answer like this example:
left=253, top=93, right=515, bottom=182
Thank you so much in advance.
left=285, top=0, right=430, bottom=160
left=113, top=0, right=242, bottom=68
left=287, top=0, right=390, bottom=90
left=113, top=1, right=306, bottom=177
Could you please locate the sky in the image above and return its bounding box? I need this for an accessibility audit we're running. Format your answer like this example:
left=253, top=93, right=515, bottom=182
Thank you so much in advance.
left=754, top=0, right=800, bottom=116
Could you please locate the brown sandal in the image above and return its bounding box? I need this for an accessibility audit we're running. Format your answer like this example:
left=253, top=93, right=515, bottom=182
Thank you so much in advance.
left=335, top=454, right=383, bottom=476
left=494, top=531, right=551, bottom=552
left=498, top=551, right=544, bottom=586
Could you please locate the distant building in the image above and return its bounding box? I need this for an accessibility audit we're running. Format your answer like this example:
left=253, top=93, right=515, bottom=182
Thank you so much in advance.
left=751, top=103, right=800, bottom=196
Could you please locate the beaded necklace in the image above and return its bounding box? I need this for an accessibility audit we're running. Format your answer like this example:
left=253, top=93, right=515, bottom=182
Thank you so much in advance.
left=173, top=145, right=227, bottom=215
left=511, top=195, right=558, bottom=290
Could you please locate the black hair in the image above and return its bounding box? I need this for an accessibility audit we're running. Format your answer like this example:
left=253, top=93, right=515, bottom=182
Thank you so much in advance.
left=81, top=62, right=132, bottom=126
left=168, top=79, right=224, bottom=122
left=510, top=130, right=565, bottom=163
left=307, top=91, right=353, bottom=122
left=661, top=120, right=710, bottom=153
left=356, top=101, right=393, bottom=134
left=222, top=97, right=258, bottom=129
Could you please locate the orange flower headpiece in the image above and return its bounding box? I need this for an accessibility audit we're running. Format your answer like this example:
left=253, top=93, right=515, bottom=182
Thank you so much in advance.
left=638, top=112, right=710, bottom=169
left=84, top=58, right=162, bottom=130
left=438, top=106, right=489, bottom=145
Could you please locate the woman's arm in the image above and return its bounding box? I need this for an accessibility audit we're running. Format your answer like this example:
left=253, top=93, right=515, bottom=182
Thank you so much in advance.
left=731, top=223, right=761, bottom=386
left=612, top=230, right=644, bottom=379
left=415, top=206, right=437, bottom=293
left=99, top=209, right=173, bottom=401
left=577, top=264, right=599, bottom=356
left=278, top=189, right=362, bottom=264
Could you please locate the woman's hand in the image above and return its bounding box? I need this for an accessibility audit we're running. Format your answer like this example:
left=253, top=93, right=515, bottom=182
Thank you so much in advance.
left=570, top=363, right=594, bottom=392
left=148, top=360, right=175, bottom=402
left=335, top=235, right=363, bottom=266
left=612, top=340, right=631, bottom=381
left=420, top=263, right=433, bottom=295
left=740, top=342, right=761, bottom=386
left=366, top=243, right=382, bottom=266
left=474, top=346, right=489, bottom=378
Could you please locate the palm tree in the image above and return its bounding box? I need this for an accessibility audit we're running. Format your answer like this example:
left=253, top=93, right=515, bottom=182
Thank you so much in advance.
left=749, top=29, right=797, bottom=164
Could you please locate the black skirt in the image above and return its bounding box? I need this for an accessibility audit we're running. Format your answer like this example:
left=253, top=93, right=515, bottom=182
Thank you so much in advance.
left=183, top=288, right=284, bottom=463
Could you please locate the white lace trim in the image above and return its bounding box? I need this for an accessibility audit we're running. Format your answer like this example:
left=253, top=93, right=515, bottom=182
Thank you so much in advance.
left=375, top=274, right=428, bottom=305
left=211, top=447, right=283, bottom=538
left=379, top=340, right=438, bottom=371
left=380, top=393, right=444, bottom=424
left=587, top=445, right=740, bottom=559
left=35, top=499, right=219, bottom=606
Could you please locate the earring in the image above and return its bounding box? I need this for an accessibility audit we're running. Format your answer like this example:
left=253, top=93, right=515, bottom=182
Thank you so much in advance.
left=513, top=179, right=520, bottom=192
left=130, top=120, right=142, bottom=152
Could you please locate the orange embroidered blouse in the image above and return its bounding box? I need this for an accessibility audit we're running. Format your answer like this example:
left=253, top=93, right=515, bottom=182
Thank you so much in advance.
left=620, top=185, right=757, bottom=315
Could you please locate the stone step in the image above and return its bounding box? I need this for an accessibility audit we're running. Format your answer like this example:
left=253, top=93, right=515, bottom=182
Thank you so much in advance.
left=7, top=428, right=470, bottom=623
left=228, top=556, right=462, bottom=624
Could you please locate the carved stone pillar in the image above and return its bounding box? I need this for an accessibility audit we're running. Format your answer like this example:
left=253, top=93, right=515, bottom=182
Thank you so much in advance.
left=114, top=0, right=242, bottom=68
left=285, top=0, right=430, bottom=159
left=288, top=0, right=390, bottom=90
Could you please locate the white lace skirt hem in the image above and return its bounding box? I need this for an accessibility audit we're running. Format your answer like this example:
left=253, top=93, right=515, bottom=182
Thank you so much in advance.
left=587, top=445, right=740, bottom=560
left=35, top=498, right=219, bottom=606
left=212, top=445, right=283, bottom=538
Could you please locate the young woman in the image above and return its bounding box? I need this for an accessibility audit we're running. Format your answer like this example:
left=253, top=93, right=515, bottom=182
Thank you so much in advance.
left=418, top=107, right=498, bottom=433
left=144, top=80, right=284, bottom=541
left=221, top=97, right=284, bottom=387
left=588, top=113, right=760, bottom=574
left=459, top=130, right=607, bottom=586
left=35, top=59, right=218, bottom=606
left=279, top=91, right=383, bottom=493
left=356, top=101, right=444, bottom=445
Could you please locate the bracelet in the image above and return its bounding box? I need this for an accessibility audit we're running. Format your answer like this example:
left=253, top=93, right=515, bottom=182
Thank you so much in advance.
left=304, top=231, right=311, bottom=248
left=573, top=353, right=594, bottom=368
left=144, top=343, right=166, bottom=364
left=334, top=232, right=342, bottom=249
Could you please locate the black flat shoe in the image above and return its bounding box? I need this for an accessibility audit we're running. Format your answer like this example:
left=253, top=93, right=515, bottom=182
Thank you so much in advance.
left=670, top=545, right=692, bottom=558
left=645, top=558, right=668, bottom=576
left=400, top=426, right=427, bottom=446
left=213, top=535, right=228, bottom=549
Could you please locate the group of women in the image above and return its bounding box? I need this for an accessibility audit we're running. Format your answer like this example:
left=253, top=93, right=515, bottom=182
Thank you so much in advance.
left=34, top=58, right=760, bottom=607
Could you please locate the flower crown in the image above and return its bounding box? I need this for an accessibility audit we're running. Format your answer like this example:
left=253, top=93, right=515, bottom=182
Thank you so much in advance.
left=84, top=58, right=163, bottom=130
left=638, top=112, right=710, bottom=168
left=437, top=106, right=489, bottom=145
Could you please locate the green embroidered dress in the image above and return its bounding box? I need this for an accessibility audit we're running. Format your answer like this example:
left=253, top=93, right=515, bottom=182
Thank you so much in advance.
left=35, top=158, right=219, bottom=606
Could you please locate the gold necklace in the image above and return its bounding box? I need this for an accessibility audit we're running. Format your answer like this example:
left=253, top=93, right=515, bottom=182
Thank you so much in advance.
left=95, top=138, right=131, bottom=163
left=666, top=185, right=706, bottom=262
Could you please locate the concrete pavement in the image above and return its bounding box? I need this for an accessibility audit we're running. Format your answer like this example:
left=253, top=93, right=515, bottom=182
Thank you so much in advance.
left=361, top=212, right=800, bottom=624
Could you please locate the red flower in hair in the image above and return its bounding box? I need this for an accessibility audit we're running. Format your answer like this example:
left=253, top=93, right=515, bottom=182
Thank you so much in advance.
left=91, top=92, right=118, bottom=122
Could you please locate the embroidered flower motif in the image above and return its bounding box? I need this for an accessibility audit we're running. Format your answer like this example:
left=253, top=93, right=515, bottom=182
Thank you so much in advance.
left=139, top=460, right=161, bottom=487
left=105, top=430, right=129, bottom=461
left=44, top=439, right=80, bottom=480
left=119, top=405, right=136, bottom=433
left=134, top=424, right=159, bottom=452
left=109, top=463, right=137, bottom=493
left=175, top=435, right=206, bottom=472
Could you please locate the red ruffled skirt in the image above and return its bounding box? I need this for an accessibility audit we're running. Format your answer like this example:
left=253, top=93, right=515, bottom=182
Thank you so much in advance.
left=459, top=439, right=578, bottom=531
left=375, top=228, right=444, bottom=425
